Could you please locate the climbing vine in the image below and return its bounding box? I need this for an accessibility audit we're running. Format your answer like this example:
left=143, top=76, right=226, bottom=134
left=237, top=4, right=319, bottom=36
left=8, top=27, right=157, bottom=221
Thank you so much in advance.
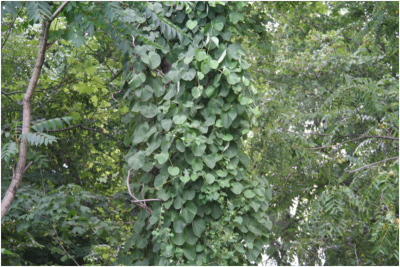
left=114, top=1, right=270, bottom=265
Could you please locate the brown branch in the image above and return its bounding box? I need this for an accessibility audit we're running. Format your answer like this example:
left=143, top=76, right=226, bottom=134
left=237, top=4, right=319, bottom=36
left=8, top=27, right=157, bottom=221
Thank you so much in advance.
left=1, top=1, right=69, bottom=221
left=50, top=1, right=69, bottom=22
left=106, top=69, right=123, bottom=86
left=1, top=5, right=24, bottom=48
left=52, top=225, right=80, bottom=266
left=47, top=123, right=129, bottom=147
left=2, top=89, right=49, bottom=95
left=348, top=157, right=399, bottom=173
left=1, top=92, right=14, bottom=102
left=1, top=19, right=51, bottom=222
left=305, top=137, right=366, bottom=150
left=283, top=129, right=399, bottom=141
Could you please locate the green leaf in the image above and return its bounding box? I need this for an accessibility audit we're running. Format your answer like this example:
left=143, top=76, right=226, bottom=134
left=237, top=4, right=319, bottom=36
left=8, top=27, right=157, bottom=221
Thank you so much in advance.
left=192, top=158, right=203, bottom=172
left=154, top=173, right=168, bottom=188
left=147, top=52, right=161, bottom=69
left=181, top=68, right=196, bottom=81
left=136, top=237, right=148, bottom=249
left=202, top=154, right=216, bottom=169
left=229, top=12, right=244, bottom=24
left=182, top=243, right=196, bottom=260
left=173, top=216, right=187, bottom=233
left=173, top=115, right=187, bottom=125
left=181, top=202, right=197, bottom=223
left=172, top=228, right=187, bottom=246
left=191, top=86, right=203, bottom=99
left=213, top=20, right=224, bottom=31
left=216, top=170, right=227, bottom=177
left=195, top=49, right=207, bottom=61
left=244, top=190, right=256, bottom=198
left=155, top=152, right=169, bottom=164
left=222, top=134, right=233, bottom=141
left=161, top=119, right=173, bottom=131
left=226, top=73, right=241, bottom=85
left=168, top=166, right=180, bottom=176
left=248, top=219, right=262, bottom=235
left=221, top=107, right=237, bottom=128
left=192, top=143, right=206, bottom=157
left=238, top=152, right=250, bottom=168
left=231, top=183, right=244, bottom=194
left=208, top=60, right=219, bottom=69
left=186, top=20, right=198, bottom=30
left=205, top=86, right=216, bottom=98
left=265, top=220, right=273, bottom=230
left=205, top=173, right=215, bottom=184
left=128, top=151, right=145, bottom=170
left=130, top=73, right=146, bottom=89
left=141, top=104, right=158, bottom=118
left=210, top=202, right=223, bottom=219
left=192, top=217, right=206, bottom=237
left=180, top=174, right=190, bottom=184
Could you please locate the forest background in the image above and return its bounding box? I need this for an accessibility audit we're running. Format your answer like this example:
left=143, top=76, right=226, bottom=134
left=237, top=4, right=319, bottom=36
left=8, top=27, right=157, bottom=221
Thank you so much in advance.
left=1, top=1, right=399, bottom=266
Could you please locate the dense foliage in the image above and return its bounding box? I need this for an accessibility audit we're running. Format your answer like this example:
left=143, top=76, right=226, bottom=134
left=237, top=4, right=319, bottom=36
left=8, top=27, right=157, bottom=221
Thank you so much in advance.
left=1, top=1, right=398, bottom=266
left=247, top=1, right=399, bottom=265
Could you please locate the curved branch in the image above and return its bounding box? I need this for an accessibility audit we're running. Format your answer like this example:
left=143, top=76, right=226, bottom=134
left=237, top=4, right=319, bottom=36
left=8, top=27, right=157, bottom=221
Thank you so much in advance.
left=348, top=157, right=399, bottom=173
left=1, top=20, right=51, bottom=222
left=126, top=168, right=152, bottom=214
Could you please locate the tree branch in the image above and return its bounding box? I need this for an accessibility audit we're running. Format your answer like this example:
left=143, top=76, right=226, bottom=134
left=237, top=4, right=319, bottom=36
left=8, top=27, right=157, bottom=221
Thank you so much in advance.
left=1, top=19, right=51, bottom=222
left=50, top=1, right=69, bottom=22
left=52, top=225, right=80, bottom=266
left=283, top=129, right=399, bottom=141
left=348, top=157, right=399, bottom=173
left=1, top=5, right=24, bottom=48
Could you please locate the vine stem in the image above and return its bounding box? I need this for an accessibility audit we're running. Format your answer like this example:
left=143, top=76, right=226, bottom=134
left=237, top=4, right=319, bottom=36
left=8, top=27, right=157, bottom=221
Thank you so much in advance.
left=126, top=168, right=163, bottom=214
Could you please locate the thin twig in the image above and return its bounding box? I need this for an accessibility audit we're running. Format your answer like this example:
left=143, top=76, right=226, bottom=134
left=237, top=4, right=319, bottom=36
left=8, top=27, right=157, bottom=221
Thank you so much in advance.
left=52, top=225, right=80, bottom=266
left=348, top=157, right=399, bottom=173
left=2, top=92, right=14, bottom=102
left=46, top=123, right=129, bottom=147
left=283, top=129, right=399, bottom=140
left=349, top=243, right=359, bottom=266
left=2, top=89, right=49, bottom=95
left=23, top=161, right=33, bottom=173
left=1, top=6, right=23, bottom=48
left=305, top=137, right=366, bottom=150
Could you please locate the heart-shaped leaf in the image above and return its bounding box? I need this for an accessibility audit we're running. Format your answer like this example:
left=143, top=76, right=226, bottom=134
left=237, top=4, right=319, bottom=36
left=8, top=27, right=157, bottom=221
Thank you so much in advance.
left=205, top=173, right=215, bottom=184
left=186, top=19, right=198, bottom=30
left=155, top=152, right=169, bottom=164
left=173, top=114, right=187, bottom=125
left=168, top=166, right=180, bottom=176
left=244, top=190, right=256, bottom=198
left=192, top=217, right=206, bottom=237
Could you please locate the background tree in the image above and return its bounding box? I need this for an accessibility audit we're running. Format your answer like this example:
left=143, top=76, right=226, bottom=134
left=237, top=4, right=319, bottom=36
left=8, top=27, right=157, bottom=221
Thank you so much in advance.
left=246, top=1, right=399, bottom=265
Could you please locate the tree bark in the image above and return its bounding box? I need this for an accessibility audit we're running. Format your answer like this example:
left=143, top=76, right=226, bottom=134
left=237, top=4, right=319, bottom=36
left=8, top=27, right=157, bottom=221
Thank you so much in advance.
left=1, top=20, right=51, bottom=222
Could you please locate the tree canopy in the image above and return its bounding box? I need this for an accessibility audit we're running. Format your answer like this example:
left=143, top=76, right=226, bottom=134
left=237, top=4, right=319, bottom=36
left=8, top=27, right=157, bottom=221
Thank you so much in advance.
left=1, top=1, right=398, bottom=266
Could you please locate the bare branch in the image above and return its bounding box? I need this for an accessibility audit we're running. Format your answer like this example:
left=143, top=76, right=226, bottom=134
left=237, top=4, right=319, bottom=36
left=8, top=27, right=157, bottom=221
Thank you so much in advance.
left=283, top=129, right=399, bottom=140
left=1, top=19, right=51, bottom=222
left=348, top=157, right=399, bottom=173
left=1, top=91, right=15, bottom=102
left=52, top=225, right=80, bottom=266
left=50, top=1, right=69, bottom=22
